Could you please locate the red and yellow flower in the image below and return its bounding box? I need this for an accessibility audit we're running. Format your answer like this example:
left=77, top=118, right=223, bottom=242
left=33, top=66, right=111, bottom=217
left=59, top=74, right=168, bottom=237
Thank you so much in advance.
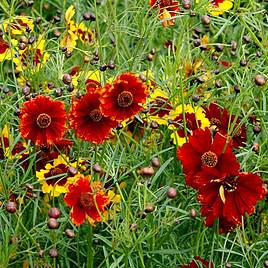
left=76, top=22, right=94, bottom=44
left=60, top=5, right=78, bottom=52
left=100, top=72, right=149, bottom=122
left=168, top=104, right=210, bottom=146
left=177, top=128, right=240, bottom=189
left=146, top=88, right=173, bottom=125
left=196, top=0, right=233, bottom=16
left=69, top=90, right=117, bottom=144
left=19, top=95, right=67, bottom=146
left=3, top=16, right=34, bottom=35
left=0, top=37, right=17, bottom=62
left=149, top=0, right=179, bottom=27
left=198, top=172, right=265, bottom=231
left=64, top=174, right=110, bottom=225
left=13, top=38, right=49, bottom=72
left=182, top=256, right=214, bottom=268
left=36, top=154, right=81, bottom=197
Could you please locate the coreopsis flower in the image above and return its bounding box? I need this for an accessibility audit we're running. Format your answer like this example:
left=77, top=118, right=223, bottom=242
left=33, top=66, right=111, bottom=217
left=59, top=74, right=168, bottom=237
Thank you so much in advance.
left=3, top=16, right=34, bottom=35
left=196, top=0, right=233, bottom=16
left=0, top=37, right=17, bottom=62
left=181, top=256, right=214, bottom=268
left=0, top=125, right=28, bottom=160
left=13, top=38, right=49, bottom=72
left=177, top=128, right=240, bottom=189
left=19, top=95, right=67, bottom=145
left=168, top=105, right=210, bottom=146
left=36, top=154, right=80, bottom=197
left=64, top=174, right=110, bottom=225
left=69, top=90, right=117, bottom=144
left=60, top=5, right=78, bottom=52
left=198, top=172, right=265, bottom=231
left=204, top=103, right=247, bottom=148
left=149, top=0, right=179, bottom=27
left=76, top=22, right=94, bottom=44
left=100, top=72, right=149, bottom=121
left=146, top=88, right=172, bottom=125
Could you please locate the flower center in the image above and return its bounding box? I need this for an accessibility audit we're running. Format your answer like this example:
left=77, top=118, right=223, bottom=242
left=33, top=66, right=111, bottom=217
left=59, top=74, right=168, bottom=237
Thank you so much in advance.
left=89, top=109, right=103, bottom=122
left=223, top=176, right=238, bottom=192
left=210, top=117, right=221, bottom=127
left=117, top=91, right=133, bottom=108
left=50, top=167, right=63, bottom=176
left=36, top=113, right=52, bottom=129
left=201, top=151, right=218, bottom=167
left=80, top=192, right=93, bottom=208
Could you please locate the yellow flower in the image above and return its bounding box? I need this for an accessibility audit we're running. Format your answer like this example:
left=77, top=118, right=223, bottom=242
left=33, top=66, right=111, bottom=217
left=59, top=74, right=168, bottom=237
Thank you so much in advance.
left=76, top=22, right=94, bottom=44
left=168, top=104, right=210, bottom=146
left=146, top=88, right=173, bottom=125
left=60, top=5, right=78, bottom=52
left=196, top=0, right=233, bottom=16
left=3, top=16, right=34, bottom=35
left=13, top=37, right=49, bottom=72
left=36, top=155, right=81, bottom=197
left=0, top=37, right=17, bottom=62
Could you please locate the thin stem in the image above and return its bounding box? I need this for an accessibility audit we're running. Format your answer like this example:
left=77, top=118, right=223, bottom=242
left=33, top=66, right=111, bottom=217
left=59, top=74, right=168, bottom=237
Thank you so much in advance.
left=87, top=224, right=94, bottom=268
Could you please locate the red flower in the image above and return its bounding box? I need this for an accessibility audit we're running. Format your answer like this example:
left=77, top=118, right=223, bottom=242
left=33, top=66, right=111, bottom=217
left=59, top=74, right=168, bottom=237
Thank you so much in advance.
left=198, top=172, right=265, bottom=231
left=181, top=256, right=214, bottom=268
left=149, top=0, right=179, bottom=27
left=69, top=90, right=117, bottom=144
left=177, top=128, right=240, bottom=189
left=64, top=175, right=110, bottom=225
left=204, top=103, right=247, bottom=148
left=100, top=72, right=148, bottom=121
left=19, top=95, right=67, bottom=145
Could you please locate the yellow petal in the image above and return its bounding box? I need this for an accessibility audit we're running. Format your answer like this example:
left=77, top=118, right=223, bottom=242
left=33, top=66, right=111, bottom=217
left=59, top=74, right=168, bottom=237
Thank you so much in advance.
left=219, top=185, right=226, bottom=204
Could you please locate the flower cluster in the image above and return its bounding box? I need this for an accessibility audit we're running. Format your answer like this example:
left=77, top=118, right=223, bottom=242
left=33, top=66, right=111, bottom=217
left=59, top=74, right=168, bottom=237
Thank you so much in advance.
left=178, top=127, right=265, bottom=232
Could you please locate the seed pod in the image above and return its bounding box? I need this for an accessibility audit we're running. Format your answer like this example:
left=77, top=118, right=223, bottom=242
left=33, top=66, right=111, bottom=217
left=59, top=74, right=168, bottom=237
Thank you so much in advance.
left=192, top=95, right=200, bottom=102
left=53, top=15, right=61, bottom=23
left=253, top=124, right=261, bottom=134
left=139, top=74, right=147, bottom=82
left=19, top=42, right=27, bottom=50
left=231, top=41, right=237, bottom=51
left=25, top=183, right=34, bottom=191
left=54, top=88, right=62, bottom=97
left=14, top=108, right=21, bottom=116
left=49, top=248, right=58, bottom=258
left=215, top=80, right=222, bottom=88
left=93, top=163, right=102, bottom=173
left=167, top=187, right=177, bottom=199
left=150, top=121, right=159, bottom=129
left=215, top=44, right=224, bottom=52
left=151, top=157, right=160, bottom=167
left=108, top=60, right=116, bottom=69
left=252, top=142, right=259, bottom=153
left=138, top=166, right=155, bottom=176
left=65, top=229, right=75, bottom=238
left=240, top=59, right=247, bottom=67
left=243, top=35, right=250, bottom=44
left=83, top=12, right=96, bottom=21
left=19, top=36, right=28, bottom=44
left=22, top=85, right=31, bottom=96
left=48, top=207, right=61, bottom=219
left=234, top=85, right=240, bottom=93
left=99, top=65, right=107, bottom=72
left=147, top=53, right=154, bottom=61
left=183, top=0, right=191, bottom=9
left=65, top=51, right=72, bottom=58
left=6, top=201, right=17, bottom=213
left=189, top=208, right=197, bottom=219
left=145, top=203, right=155, bottom=213
left=47, top=218, right=60, bottom=229
left=137, top=211, right=147, bottom=219
left=130, top=223, right=137, bottom=231
left=47, top=82, right=54, bottom=89
left=39, top=249, right=45, bottom=258
left=36, top=16, right=41, bottom=24
left=68, top=166, right=77, bottom=176
left=201, top=15, right=211, bottom=25
left=67, top=83, right=74, bottom=92
left=62, top=74, right=72, bottom=85
left=193, top=39, right=201, bottom=47
left=225, top=263, right=232, bottom=268
left=254, top=75, right=266, bottom=86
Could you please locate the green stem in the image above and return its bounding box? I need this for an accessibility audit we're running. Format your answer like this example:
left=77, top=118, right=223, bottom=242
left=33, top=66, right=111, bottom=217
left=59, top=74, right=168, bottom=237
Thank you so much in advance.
left=87, top=224, right=94, bottom=268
